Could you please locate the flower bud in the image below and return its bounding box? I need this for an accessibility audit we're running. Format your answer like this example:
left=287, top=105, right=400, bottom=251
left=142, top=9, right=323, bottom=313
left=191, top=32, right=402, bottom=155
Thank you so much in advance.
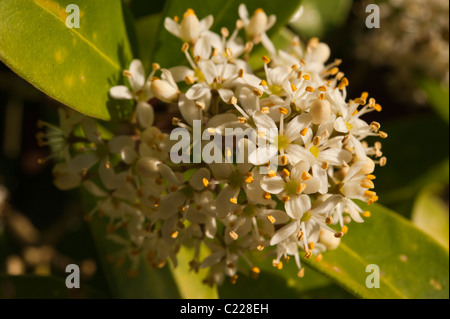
left=311, top=43, right=331, bottom=64
left=246, top=9, right=267, bottom=37
left=319, top=230, right=341, bottom=250
left=135, top=158, right=160, bottom=178
left=151, top=79, right=179, bottom=103
left=357, top=157, right=375, bottom=175
left=309, top=99, right=331, bottom=124
left=180, top=9, right=200, bottom=43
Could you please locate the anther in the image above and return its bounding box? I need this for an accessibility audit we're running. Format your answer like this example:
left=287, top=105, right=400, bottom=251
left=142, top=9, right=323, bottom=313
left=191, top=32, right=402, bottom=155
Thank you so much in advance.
left=229, top=231, right=239, bottom=240
left=181, top=42, right=189, bottom=53
left=301, top=171, right=312, bottom=181
left=266, top=215, right=276, bottom=224
left=279, top=107, right=288, bottom=115
left=262, top=55, right=270, bottom=64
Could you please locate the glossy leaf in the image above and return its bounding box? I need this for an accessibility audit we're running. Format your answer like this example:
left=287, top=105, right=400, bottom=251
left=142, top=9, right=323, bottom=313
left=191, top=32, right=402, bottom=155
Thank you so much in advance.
left=0, top=275, right=104, bottom=299
left=412, top=185, right=449, bottom=250
left=151, top=0, right=303, bottom=67
left=289, top=0, right=353, bottom=38
left=219, top=259, right=354, bottom=299
left=0, top=0, right=134, bottom=120
left=303, top=202, right=449, bottom=299
left=169, top=244, right=219, bottom=299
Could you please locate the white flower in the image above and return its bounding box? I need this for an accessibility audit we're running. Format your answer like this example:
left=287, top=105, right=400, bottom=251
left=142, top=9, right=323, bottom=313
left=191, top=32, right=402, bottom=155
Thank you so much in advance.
left=109, top=59, right=156, bottom=128
left=248, top=111, right=312, bottom=166
left=238, top=4, right=276, bottom=54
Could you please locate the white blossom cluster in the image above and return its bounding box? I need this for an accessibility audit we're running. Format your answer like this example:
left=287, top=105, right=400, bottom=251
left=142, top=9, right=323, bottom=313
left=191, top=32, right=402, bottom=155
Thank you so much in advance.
left=41, top=5, right=387, bottom=285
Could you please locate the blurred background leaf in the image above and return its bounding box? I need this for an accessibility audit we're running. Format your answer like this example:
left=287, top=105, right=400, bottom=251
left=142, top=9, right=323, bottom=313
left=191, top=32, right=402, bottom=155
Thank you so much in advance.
left=412, top=184, right=449, bottom=250
left=0, top=274, right=104, bottom=299
left=418, top=77, right=450, bottom=124
left=289, top=0, right=353, bottom=39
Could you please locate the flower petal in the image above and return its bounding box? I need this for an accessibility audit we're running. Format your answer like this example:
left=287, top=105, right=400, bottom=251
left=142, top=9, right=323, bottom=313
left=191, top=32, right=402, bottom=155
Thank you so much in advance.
left=109, top=85, right=133, bottom=100
left=285, top=194, right=311, bottom=219
left=261, top=176, right=285, bottom=194
left=270, top=221, right=298, bottom=245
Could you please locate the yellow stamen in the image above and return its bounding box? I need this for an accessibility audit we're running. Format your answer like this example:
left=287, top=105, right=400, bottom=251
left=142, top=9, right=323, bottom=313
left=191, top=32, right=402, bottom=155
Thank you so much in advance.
left=171, top=231, right=179, bottom=239
left=305, top=86, right=314, bottom=92
left=229, top=231, right=239, bottom=240
left=342, top=225, right=348, bottom=234
left=229, top=197, right=238, bottom=204
left=260, top=79, right=267, bottom=86
left=300, top=127, right=308, bottom=136
left=363, top=211, right=371, bottom=218
left=297, top=268, right=305, bottom=278
left=280, top=155, right=288, bottom=166
left=290, top=83, right=297, bottom=92
left=368, top=195, right=379, bottom=205
left=184, top=8, right=196, bottom=17
left=296, top=183, right=306, bottom=194
left=262, top=55, right=270, bottom=64
left=279, top=107, right=288, bottom=115
left=263, top=192, right=271, bottom=200
left=354, top=97, right=366, bottom=105
left=267, top=215, right=276, bottom=224
left=281, top=195, right=290, bottom=202
left=245, top=172, right=254, bottom=184
left=202, top=178, right=209, bottom=188
left=301, top=171, right=312, bottom=181
left=267, top=170, right=276, bottom=178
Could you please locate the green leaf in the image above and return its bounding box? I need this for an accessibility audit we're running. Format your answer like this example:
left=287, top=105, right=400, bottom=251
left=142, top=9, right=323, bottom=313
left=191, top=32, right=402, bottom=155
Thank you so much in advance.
left=135, top=13, right=162, bottom=71
left=0, top=274, right=104, bottom=299
left=0, top=0, right=134, bottom=120
left=169, top=244, right=219, bottom=299
left=289, top=0, right=353, bottom=38
left=151, top=0, right=303, bottom=67
left=418, top=77, right=450, bottom=124
left=219, top=260, right=354, bottom=299
left=412, top=185, right=449, bottom=250
left=303, top=202, right=449, bottom=299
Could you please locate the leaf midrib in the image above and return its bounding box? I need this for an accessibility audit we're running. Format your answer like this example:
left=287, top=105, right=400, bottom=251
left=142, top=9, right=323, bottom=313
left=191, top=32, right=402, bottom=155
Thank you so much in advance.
left=32, top=0, right=121, bottom=70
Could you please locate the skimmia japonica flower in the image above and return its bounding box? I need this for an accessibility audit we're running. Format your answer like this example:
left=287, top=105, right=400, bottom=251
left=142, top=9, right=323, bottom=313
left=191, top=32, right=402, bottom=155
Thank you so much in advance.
left=39, top=5, right=387, bottom=285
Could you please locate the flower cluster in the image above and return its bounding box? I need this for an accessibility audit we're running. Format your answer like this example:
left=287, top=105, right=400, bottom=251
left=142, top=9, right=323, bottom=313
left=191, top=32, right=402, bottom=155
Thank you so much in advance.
left=41, top=5, right=387, bottom=285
